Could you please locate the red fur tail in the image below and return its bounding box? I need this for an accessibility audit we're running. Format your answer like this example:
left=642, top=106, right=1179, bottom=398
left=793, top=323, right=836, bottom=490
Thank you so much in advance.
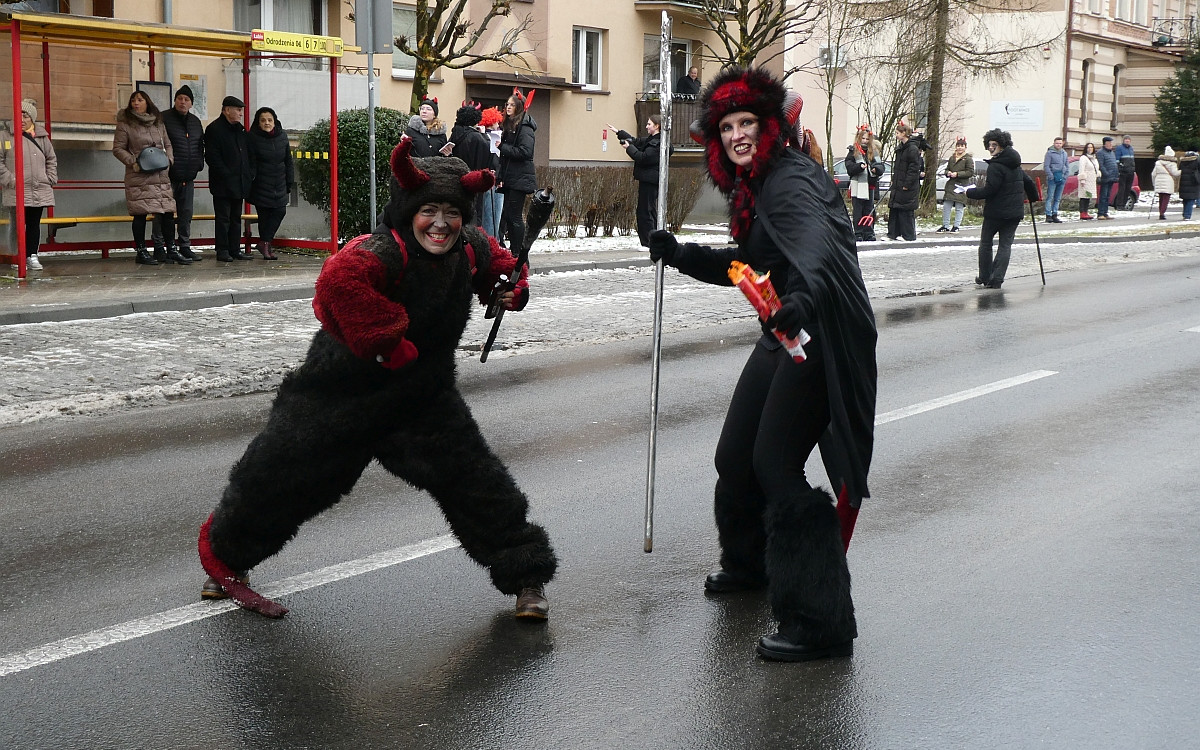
left=198, top=515, right=289, bottom=618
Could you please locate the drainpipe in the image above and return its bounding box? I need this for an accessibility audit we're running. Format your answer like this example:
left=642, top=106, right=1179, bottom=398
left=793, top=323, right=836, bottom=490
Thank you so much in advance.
left=163, top=0, right=174, bottom=86
left=1062, top=0, right=1075, bottom=148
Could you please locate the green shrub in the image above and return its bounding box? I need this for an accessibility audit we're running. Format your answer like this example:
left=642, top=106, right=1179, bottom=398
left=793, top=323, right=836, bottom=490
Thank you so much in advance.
left=297, top=107, right=408, bottom=243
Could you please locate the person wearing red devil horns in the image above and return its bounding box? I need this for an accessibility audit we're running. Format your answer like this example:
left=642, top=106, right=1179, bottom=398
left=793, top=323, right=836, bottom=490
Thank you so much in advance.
left=197, top=137, right=557, bottom=620
left=648, top=67, right=877, bottom=662
left=846, top=125, right=884, bottom=242
left=498, top=89, right=537, bottom=252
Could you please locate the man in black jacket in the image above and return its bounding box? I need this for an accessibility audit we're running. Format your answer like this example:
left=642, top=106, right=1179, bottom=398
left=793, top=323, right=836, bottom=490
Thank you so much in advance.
left=450, top=102, right=494, bottom=227
left=204, top=96, right=254, bottom=261
left=964, top=128, right=1039, bottom=289
left=163, top=85, right=205, bottom=261
left=612, top=115, right=668, bottom=246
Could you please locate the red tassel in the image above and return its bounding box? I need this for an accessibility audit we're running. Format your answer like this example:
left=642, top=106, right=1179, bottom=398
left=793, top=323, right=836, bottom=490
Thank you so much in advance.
left=198, top=515, right=289, bottom=618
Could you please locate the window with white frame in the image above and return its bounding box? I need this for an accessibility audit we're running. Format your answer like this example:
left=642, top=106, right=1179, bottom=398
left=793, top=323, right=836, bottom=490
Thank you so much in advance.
left=1115, top=0, right=1131, bottom=19
left=1088, top=0, right=1101, bottom=13
left=572, top=27, right=603, bottom=89
left=1134, top=0, right=1147, bottom=24
left=642, top=35, right=691, bottom=93
left=234, top=0, right=323, bottom=34
left=392, top=4, right=418, bottom=78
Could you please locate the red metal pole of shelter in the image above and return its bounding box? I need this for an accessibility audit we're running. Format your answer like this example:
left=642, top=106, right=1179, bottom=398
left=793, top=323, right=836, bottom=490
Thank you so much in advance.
left=329, top=59, right=339, bottom=252
left=148, top=49, right=155, bottom=81
left=41, top=40, right=53, bottom=222
left=10, top=19, right=27, bottom=277
left=242, top=51, right=252, bottom=254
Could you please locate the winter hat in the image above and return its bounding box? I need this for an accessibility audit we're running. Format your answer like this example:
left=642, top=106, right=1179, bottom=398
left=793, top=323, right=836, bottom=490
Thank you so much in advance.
left=1102, top=136, right=1114, bottom=144
left=176, top=85, right=194, bottom=104
left=222, top=95, right=245, bottom=109
left=420, top=97, right=438, bottom=116
left=955, top=136, right=968, bottom=148
left=20, top=98, right=37, bottom=122
left=455, top=101, right=482, bottom=128
left=384, top=137, right=494, bottom=227
left=1163, top=145, right=1175, bottom=159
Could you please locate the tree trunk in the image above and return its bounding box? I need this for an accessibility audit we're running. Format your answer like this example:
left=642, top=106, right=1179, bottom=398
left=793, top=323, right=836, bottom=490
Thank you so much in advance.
left=920, top=0, right=949, bottom=210
left=410, top=59, right=438, bottom=114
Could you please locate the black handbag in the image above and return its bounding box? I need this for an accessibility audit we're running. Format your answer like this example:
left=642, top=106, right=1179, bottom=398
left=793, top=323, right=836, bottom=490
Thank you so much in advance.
left=136, top=146, right=169, bottom=173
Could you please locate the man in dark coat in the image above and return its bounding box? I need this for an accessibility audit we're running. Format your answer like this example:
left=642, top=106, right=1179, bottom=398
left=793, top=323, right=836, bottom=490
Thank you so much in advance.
left=163, top=85, right=204, bottom=261
left=204, top=95, right=254, bottom=261
left=888, top=123, right=922, bottom=241
left=450, top=102, right=494, bottom=227
left=965, top=128, right=1039, bottom=288
left=675, top=66, right=701, bottom=97
left=1096, top=136, right=1119, bottom=219
left=648, top=67, right=877, bottom=662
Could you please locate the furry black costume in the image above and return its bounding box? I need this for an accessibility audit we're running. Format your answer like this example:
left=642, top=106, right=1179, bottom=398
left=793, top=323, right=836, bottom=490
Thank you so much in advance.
left=649, top=67, right=877, bottom=661
left=198, top=138, right=557, bottom=619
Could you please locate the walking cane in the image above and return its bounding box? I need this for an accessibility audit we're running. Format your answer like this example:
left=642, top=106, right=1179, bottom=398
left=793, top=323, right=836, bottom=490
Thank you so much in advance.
left=644, top=11, right=672, bottom=553
left=1030, top=177, right=1046, bottom=285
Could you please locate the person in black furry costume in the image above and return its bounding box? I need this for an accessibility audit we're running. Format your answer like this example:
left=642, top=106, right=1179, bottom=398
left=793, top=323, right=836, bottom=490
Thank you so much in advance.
left=649, top=67, right=877, bottom=661
left=197, top=137, right=557, bottom=620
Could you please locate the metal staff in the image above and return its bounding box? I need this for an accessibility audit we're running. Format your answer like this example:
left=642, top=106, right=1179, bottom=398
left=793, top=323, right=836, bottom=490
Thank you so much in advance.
left=645, top=10, right=672, bottom=553
left=480, top=187, right=556, bottom=362
left=1030, top=177, right=1046, bottom=285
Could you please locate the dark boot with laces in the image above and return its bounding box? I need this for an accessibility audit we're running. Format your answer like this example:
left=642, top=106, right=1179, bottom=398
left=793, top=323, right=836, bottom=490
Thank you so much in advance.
left=515, top=586, right=549, bottom=620
left=201, top=571, right=249, bottom=600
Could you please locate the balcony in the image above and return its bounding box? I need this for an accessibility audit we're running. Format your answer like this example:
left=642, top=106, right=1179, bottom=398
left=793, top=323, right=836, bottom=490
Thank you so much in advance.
left=634, top=93, right=702, bottom=150
left=1150, top=17, right=1197, bottom=48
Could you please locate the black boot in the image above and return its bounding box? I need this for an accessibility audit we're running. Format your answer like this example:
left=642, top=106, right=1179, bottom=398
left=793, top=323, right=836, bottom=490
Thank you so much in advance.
left=164, top=244, right=193, bottom=265
left=134, top=243, right=158, bottom=265
left=178, top=244, right=202, bottom=261
left=757, top=487, right=856, bottom=662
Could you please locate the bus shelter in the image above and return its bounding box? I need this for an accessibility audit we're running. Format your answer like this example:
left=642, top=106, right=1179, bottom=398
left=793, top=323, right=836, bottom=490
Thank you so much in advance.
left=1, top=10, right=350, bottom=278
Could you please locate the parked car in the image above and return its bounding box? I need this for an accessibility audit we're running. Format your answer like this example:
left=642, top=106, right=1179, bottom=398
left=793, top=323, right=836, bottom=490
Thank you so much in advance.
left=1062, top=155, right=1140, bottom=208
left=830, top=158, right=892, bottom=196
left=935, top=157, right=989, bottom=203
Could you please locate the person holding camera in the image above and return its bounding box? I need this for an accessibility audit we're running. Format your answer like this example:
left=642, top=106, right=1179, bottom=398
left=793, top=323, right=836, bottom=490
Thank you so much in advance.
left=609, top=115, right=668, bottom=247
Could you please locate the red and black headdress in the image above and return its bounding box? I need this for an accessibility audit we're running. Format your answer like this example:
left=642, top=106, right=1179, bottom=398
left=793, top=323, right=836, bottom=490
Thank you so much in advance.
left=384, top=137, right=494, bottom=226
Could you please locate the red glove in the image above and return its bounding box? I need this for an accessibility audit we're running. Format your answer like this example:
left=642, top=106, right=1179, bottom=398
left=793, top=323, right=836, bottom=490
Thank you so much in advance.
left=376, top=338, right=418, bottom=369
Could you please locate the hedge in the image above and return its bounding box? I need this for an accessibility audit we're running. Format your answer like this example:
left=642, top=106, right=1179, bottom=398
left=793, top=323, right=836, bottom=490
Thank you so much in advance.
left=534, top=165, right=706, bottom=239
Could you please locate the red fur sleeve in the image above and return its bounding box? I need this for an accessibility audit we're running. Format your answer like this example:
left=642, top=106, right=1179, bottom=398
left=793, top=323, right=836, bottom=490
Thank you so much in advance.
left=312, top=245, right=410, bottom=360
left=474, top=234, right=530, bottom=310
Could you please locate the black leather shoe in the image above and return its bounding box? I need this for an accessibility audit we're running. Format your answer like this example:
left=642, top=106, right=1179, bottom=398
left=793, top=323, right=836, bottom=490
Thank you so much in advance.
left=985, top=280, right=1003, bottom=289
left=515, top=586, right=549, bottom=620
left=704, top=569, right=766, bottom=593
left=756, top=632, right=853, bottom=662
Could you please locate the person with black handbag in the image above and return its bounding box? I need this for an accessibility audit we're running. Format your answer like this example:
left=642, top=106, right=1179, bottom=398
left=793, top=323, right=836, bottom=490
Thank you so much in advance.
left=113, top=90, right=190, bottom=266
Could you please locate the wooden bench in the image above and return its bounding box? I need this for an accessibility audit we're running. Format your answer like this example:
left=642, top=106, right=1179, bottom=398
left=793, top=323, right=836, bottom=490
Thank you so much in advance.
left=2, top=214, right=260, bottom=259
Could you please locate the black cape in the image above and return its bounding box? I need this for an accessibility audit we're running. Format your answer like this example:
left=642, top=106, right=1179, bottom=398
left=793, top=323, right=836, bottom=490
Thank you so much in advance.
left=672, top=148, right=877, bottom=505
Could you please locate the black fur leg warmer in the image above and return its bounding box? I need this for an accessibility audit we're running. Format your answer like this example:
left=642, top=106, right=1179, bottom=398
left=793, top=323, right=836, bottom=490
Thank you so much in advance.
left=764, top=487, right=857, bottom=645
left=714, top=478, right=768, bottom=580
left=484, top=522, right=558, bottom=596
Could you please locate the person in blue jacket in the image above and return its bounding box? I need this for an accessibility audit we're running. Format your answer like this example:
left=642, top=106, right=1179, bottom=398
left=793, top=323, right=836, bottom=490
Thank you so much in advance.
left=1096, top=136, right=1120, bottom=219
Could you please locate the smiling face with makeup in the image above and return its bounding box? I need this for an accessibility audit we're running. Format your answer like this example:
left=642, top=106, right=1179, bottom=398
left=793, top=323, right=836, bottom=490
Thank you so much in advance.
left=412, top=202, right=463, bottom=255
left=719, top=111, right=760, bottom=168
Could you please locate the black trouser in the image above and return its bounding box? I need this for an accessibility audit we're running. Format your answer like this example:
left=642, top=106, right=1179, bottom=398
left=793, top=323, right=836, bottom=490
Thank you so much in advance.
left=501, top=190, right=529, bottom=255
left=213, top=196, right=243, bottom=257
left=851, top=197, right=876, bottom=241
left=131, top=213, right=169, bottom=248
left=208, top=371, right=558, bottom=596
left=256, top=205, right=287, bottom=243
left=888, top=208, right=916, bottom=240
left=710, top=343, right=855, bottom=642
left=168, top=181, right=194, bottom=250
left=636, top=181, right=658, bottom=247
left=1079, top=197, right=1091, bottom=215
left=8, top=205, right=44, bottom=256
left=978, top=216, right=1019, bottom=285
left=1116, top=172, right=1135, bottom=208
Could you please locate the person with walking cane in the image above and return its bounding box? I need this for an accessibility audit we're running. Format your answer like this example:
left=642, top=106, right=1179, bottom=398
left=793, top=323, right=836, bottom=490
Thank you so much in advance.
left=648, top=67, right=877, bottom=662
left=962, top=128, right=1038, bottom=289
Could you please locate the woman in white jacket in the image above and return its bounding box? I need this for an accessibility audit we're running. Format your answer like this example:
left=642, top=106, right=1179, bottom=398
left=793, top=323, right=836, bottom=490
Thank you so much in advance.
left=1076, top=142, right=1098, bottom=220
left=1151, top=146, right=1181, bottom=220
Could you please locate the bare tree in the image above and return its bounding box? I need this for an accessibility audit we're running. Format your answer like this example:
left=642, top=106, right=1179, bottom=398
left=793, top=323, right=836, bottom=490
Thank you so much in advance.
left=683, top=0, right=821, bottom=74
left=805, top=0, right=874, bottom=169
left=384, top=0, right=534, bottom=113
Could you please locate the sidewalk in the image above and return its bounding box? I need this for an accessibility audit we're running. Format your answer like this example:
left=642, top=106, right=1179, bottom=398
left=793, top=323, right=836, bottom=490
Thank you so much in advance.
left=2, top=207, right=1196, bottom=325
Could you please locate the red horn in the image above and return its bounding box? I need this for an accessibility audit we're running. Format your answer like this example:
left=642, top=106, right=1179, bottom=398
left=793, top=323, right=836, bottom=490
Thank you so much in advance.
left=461, top=169, right=495, bottom=194
left=390, top=137, right=430, bottom=189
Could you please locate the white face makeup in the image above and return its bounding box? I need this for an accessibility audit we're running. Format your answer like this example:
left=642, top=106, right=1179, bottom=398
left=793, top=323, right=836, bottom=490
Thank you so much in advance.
left=719, top=111, right=760, bottom=168
left=412, top=203, right=463, bottom=255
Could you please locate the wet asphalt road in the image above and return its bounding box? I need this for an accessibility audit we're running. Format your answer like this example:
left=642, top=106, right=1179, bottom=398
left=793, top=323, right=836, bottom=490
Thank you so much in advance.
left=1, top=255, right=1199, bottom=748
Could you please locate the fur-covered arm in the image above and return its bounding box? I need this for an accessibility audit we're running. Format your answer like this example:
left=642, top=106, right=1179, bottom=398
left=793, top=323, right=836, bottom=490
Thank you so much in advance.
left=469, top=229, right=530, bottom=310
left=312, top=243, right=416, bottom=368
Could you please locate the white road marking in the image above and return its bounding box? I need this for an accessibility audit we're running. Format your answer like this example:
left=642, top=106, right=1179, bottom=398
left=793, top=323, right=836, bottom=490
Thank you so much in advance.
left=0, top=534, right=460, bottom=678
left=875, top=370, right=1058, bottom=425
left=1, top=370, right=1060, bottom=678
left=1186, top=325, right=1200, bottom=333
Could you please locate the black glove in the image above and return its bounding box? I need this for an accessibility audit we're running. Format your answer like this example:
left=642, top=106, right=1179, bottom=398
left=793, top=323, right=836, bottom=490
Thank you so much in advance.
left=648, top=230, right=679, bottom=265
left=766, top=296, right=806, bottom=339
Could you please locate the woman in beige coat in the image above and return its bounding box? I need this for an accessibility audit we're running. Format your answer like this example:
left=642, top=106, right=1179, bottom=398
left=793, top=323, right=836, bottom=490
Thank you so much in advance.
left=1, top=98, right=56, bottom=270
left=1077, top=142, right=1099, bottom=219
left=113, top=91, right=189, bottom=266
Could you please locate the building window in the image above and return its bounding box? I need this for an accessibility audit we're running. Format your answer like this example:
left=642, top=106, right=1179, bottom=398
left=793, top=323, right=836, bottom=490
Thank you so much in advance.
left=1088, top=0, right=1101, bottom=12
left=1134, top=0, right=1147, bottom=24
left=1110, top=65, right=1122, bottom=130
left=234, top=0, right=323, bottom=34
left=392, top=4, right=418, bottom=78
left=1115, top=0, right=1131, bottom=19
left=572, top=27, right=603, bottom=89
left=1079, top=59, right=1091, bottom=127
left=914, top=80, right=931, bottom=129
left=641, top=35, right=691, bottom=93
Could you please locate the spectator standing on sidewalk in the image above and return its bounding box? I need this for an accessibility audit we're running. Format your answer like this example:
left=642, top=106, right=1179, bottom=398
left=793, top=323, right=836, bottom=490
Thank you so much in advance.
left=1042, top=136, right=1068, bottom=222
left=1151, top=145, right=1180, bottom=221
left=450, top=101, right=494, bottom=228
left=1178, top=150, right=1199, bottom=220
left=939, top=136, right=974, bottom=232
left=1096, top=136, right=1119, bottom=219
left=498, top=91, right=537, bottom=254
left=0, top=98, right=56, bottom=271
left=846, top=126, right=885, bottom=241
left=888, top=122, right=921, bottom=241
left=964, top=128, right=1038, bottom=289
left=247, top=106, right=294, bottom=259
left=205, top=96, right=254, bottom=262
left=478, top=106, right=505, bottom=238
left=610, top=114, right=667, bottom=247
left=405, top=97, right=452, bottom=158
left=114, top=91, right=189, bottom=266
left=162, top=85, right=204, bottom=262
left=1115, top=135, right=1136, bottom=210
left=1077, top=142, right=1098, bottom=220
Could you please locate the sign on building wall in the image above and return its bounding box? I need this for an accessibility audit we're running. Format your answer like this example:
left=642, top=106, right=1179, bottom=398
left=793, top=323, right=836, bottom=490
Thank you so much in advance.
left=178, top=74, right=208, bottom=120
left=989, top=100, right=1044, bottom=131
